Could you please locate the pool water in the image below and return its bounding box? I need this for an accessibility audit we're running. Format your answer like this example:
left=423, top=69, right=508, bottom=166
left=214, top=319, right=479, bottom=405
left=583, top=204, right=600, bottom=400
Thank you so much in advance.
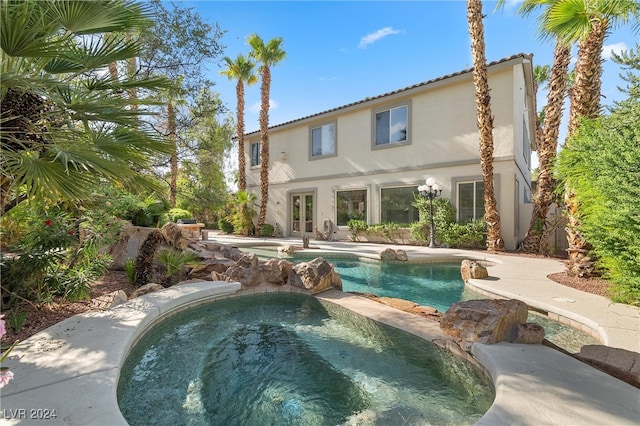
left=118, top=293, right=495, bottom=425
left=244, top=248, right=600, bottom=352
left=329, top=259, right=465, bottom=312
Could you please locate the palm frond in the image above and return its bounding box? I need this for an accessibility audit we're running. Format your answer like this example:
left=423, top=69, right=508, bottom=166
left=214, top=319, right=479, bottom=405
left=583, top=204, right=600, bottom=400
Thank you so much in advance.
left=46, top=0, right=152, bottom=35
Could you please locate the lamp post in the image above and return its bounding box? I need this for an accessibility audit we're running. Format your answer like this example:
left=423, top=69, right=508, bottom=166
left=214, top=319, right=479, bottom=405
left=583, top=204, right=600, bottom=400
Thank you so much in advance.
left=418, top=178, right=442, bottom=248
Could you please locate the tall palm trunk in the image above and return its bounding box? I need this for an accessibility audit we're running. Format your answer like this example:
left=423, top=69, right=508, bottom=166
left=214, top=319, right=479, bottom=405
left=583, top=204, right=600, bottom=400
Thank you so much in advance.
left=168, top=100, right=178, bottom=208
left=236, top=80, right=247, bottom=192
left=520, top=42, right=571, bottom=253
left=467, top=0, right=504, bottom=252
left=564, top=20, right=607, bottom=276
left=567, top=21, right=607, bottom=135
left=257, top=66, right=271, bottom=230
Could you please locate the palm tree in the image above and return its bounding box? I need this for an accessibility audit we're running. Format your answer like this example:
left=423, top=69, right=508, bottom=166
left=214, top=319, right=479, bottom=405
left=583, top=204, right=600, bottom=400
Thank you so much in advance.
left=220, top=54, right=258, bottom=193
left=542, top=0, right=639, bottom=276
left=247, top=34, right=286, bottom=231
left=545, top=0, right=639, bottom=135
left=520, top=42, right=572, bottom=254
left=504, top=0, right=574, bottom=253
left=467, top=0, right=504, bottom=252
left=0, top=0, right=171, bottom=214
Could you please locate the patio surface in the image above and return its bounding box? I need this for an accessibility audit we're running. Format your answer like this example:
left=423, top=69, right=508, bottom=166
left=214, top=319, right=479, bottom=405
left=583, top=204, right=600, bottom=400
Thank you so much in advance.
left=1, top=234, right=639, bottom=425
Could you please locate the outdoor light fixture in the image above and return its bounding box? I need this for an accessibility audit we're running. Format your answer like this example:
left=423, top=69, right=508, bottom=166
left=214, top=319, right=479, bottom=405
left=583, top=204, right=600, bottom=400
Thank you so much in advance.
left=418, top=177, right=443, bottom=248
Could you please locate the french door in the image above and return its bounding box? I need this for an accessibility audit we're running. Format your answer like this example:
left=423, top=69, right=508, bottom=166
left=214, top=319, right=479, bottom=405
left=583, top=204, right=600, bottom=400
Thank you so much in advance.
left=291, top=193, right=314, bottom=237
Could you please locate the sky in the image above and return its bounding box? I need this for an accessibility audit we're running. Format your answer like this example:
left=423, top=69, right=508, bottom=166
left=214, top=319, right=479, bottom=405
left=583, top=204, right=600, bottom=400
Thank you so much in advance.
left=183, top=0, right=638, bottom=148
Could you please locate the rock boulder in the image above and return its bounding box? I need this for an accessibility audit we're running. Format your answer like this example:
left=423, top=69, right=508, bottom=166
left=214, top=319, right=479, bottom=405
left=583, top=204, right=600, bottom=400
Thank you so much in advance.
left=440, top=299, right=528, bottom=350
left=460, top=259, right=489, bottom=283
left=289, top=257, right=342, bottom=294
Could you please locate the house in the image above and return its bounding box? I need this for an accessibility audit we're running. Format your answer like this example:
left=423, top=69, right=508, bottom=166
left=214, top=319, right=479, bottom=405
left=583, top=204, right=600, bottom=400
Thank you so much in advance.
left=244, top=53, right=536, bottom=250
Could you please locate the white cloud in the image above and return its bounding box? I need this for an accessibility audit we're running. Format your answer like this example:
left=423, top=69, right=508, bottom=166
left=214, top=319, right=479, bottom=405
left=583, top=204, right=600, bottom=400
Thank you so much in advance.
left=249, top=99, right=278, bottom=113
left=602, top=42, right=628, bottom=60
left=358, top=27, right=402, bottom=49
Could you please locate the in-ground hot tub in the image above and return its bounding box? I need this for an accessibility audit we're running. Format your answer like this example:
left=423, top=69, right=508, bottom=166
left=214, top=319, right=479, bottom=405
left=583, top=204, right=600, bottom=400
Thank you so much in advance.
left=118, top=292, right=495, bottom=425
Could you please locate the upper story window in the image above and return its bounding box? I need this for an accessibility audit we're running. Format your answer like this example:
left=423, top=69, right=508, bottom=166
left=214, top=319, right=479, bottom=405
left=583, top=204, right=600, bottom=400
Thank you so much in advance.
left=373, top=104, right=409, bottom=148
left=310, top=122, right=336, bottom=158
left=250, top=141, right=261, bottom=167
left=457, top=180, right=485, bottom=222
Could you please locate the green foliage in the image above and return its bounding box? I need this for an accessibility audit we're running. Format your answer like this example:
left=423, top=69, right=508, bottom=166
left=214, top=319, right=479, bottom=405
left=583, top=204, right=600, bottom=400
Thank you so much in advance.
left=175, top=89, right=234, bottom=222
left=155, top=248, right=200, bottom=286
left=411, top=197, right=486, bottom=248
left=8, top=310, right=28, bottom=333
left=108, top=193, right=168, bottom=227
left=227, top=191, right=256, bottom=236
left=370, top=223, right=402, bottom=242
left=218, top=218, right=234, bottom=234
left=163, top=208, right=192, bottom=224
left=1, top=0, right=172, bottom=211
left=0, top=204, right=124, bottom=305
left=439, top=220, right=487, bottom=249
left=259, top=224, right=275, bottom=237
left=556, top=47, right=640, bottom=305
left=124, top=259, right=136, bottom=285
left=347, top=219, right=368, bottom=241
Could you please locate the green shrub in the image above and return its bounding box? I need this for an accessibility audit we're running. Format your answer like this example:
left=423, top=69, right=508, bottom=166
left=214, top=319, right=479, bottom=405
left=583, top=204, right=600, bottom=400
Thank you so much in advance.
left=162, top=208, right=193, bottom=224
left=557, top=89, right=640, bottom=305
left=370, top=222, right=402, bottom=242
left=0, top=204, right=123, bottom=304
left=218, top=218, right=234, bottom=234
left=347, top=219, right=368, bottom=241
left=155, top=248, right=201, bottom=286
left=440, top=220, right=487, bottom=248
left=8, top=310, right=28, bottom=333
left=124, top=259, right=136, bottom=284
left=259, top=224, right=275, bottom=237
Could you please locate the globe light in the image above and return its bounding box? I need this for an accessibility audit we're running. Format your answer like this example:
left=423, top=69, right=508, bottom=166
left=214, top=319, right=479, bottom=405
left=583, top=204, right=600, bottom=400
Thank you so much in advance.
left=417, top=177, right=443, bottom=248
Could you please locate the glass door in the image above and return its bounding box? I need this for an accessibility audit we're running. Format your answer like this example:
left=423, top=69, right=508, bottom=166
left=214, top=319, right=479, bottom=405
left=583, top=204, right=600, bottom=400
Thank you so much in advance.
left=291, top=193, right=314, bottom=237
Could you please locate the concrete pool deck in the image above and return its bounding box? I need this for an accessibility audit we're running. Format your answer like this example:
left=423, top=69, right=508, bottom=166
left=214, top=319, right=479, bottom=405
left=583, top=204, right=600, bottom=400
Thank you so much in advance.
left=1, top=235, right=639, bottom=424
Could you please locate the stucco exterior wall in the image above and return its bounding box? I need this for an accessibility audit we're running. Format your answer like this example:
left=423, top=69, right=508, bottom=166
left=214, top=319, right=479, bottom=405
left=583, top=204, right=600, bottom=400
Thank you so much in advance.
left=243, top=55, right=535, bottom=250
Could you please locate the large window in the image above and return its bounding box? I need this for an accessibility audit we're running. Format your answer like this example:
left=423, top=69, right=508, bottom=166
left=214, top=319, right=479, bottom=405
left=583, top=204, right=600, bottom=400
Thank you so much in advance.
left=380, top=186, right=418, bottom=224
left=336, top=190, right=366, bottom=226
left=250, top=141, right=261, bottom=167
left=374, top=105, right=408, bottom=146
left=458, top=181, right=485, bottom=222
left=311, top=122, right=336, bottom=158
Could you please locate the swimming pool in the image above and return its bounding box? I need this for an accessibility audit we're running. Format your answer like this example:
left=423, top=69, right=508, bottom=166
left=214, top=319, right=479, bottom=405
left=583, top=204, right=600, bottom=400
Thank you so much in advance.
left=243, top=247, right=600, bottom=352
left=118, top=293, right=495, bottom=425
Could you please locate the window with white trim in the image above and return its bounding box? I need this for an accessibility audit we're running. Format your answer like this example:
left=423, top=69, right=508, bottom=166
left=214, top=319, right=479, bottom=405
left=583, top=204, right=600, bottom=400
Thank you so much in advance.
left=457, top=181, right=485, bottom=222
left=250, top=141, right=261, bottom=167
left=310, top=122, right=336, bottom=158
left=374, top=105, right=408, bottom=146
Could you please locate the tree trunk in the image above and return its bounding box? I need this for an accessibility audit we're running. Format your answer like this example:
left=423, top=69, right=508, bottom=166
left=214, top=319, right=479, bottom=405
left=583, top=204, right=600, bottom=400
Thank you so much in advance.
left=257, top=66, right=271, bottom=231
left=567, top=21, right=606, bottom=136
left=520, top=42, right=571, bottom=254
left=134, top=230, right=165, bottom=286
left=564, top=20, right=607, bottom=276
left=168, top=100, right=178, bottom=208
left=467, top=0, right=504, bottom=252
left=236, top=81, right=246, bottom=192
